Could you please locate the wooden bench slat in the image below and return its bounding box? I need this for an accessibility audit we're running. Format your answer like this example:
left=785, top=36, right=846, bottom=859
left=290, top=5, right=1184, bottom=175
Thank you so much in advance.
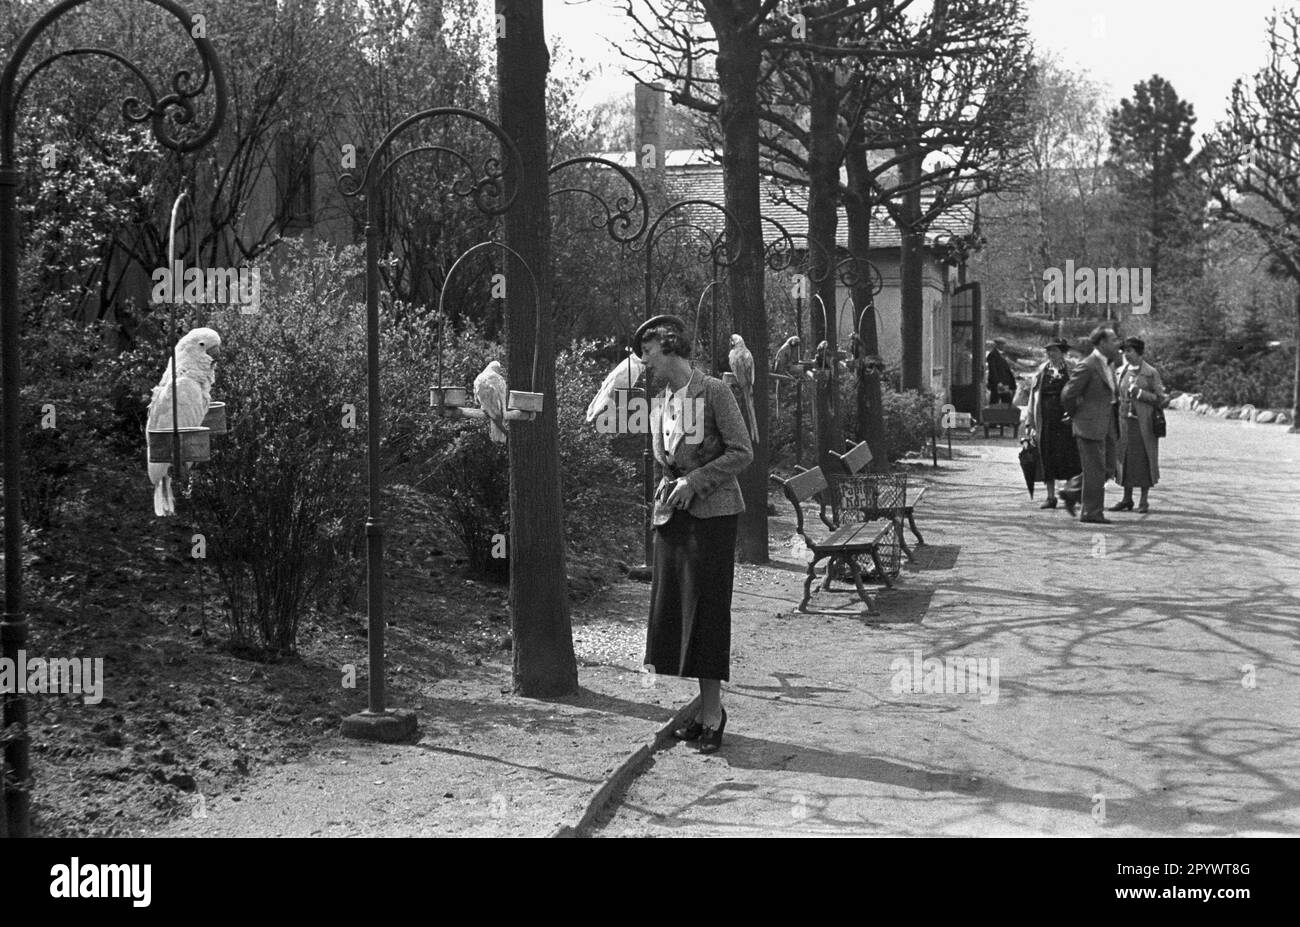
left=783, top=465, right=828, bottom=503
left=815, top=522, right=870, bottom=548
left=841, top=441, right=873, bottom=474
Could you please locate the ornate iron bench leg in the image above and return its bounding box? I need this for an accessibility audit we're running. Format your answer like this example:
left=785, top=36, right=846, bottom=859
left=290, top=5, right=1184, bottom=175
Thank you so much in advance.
left=800, top=555, right=822, bottom=612
left=896, top=518, right=916, bottom=562
left=907, top=509, right=925, bottom=545
left=822, top=556, right=837, bottom=591
left=846, top=556, right=877, bottom=615
left=869, top=546, right=893, bottom=589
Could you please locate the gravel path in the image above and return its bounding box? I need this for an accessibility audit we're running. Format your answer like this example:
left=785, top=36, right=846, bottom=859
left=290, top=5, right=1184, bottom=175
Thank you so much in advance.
left=591, top=411, right=1300, bottom=836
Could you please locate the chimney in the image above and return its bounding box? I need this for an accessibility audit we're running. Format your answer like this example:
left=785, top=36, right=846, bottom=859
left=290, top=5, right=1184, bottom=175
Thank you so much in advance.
left=634, top=81, right=665, bottom=172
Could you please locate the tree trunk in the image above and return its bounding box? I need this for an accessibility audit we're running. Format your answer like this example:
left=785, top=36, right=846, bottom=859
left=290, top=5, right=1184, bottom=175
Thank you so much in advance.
left=705, top=0, right=769, bottom=563
left=899, top=145, right=925, bottom=391
left=845, top=145, right=886, bottom=470
left=807, top=58, right=841, bottom=474
left=496, top=0, right=577, bottom=696
left=1292, top=284, right=1300, bottom=434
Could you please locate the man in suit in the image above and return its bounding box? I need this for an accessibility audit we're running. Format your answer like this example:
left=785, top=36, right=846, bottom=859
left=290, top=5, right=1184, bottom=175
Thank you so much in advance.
left=985, top=338, right=1016, bottom=405
left=1060, top=326, right=1121, bottom=523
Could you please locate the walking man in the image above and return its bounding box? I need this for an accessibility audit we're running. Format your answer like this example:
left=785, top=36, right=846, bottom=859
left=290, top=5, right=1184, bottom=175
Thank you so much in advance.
left=1059, top=326, right=1121, bottom=523
left=985, top=338, right=1016, bottom=406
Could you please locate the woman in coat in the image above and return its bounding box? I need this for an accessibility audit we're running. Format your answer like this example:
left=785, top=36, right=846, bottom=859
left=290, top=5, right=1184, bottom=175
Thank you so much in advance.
left=636, top=314, right=753, bottom=755
left=1112, top=337, right=1168, bottom=513
left=1025, top=338, right=1082, bottom=509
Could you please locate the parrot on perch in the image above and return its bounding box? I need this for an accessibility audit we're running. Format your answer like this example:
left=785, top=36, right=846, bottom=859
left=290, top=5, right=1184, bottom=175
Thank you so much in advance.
left=474, top=360, right=509, bottom=443
left=585, top=350, right=645, bottom=423
left=147, top=326, right=221, bottom=517
left=812, top=340, right=831, bottom=378
left=771, top=335, right=801, bottom=423
left=848, top=331, right=865, bottom=371
left=773, top=335, right=801, bottom=377
left=728, top=333, right=759, bottom=444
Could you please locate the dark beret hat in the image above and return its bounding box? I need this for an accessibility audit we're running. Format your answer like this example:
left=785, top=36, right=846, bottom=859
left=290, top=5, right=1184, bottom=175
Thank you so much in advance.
left=632, top=314, right=688, bottom=358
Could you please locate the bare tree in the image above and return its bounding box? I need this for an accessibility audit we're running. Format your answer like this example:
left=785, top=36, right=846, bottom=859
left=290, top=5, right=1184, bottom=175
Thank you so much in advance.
left=1204, top=9, right=1300, bottom=431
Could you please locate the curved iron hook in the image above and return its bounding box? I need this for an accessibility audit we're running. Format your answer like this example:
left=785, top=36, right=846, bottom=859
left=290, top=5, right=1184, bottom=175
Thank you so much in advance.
left=337, top=107, right=521, bottom=218
left=760, top=215, right=796, bottom=273
left=637, top=198, right=746, bottom=269
left=436, top=240, right=542, bottom=394
left=1, top=0, right=228, bottom=162
left=548, top=155, right=649, bottom=244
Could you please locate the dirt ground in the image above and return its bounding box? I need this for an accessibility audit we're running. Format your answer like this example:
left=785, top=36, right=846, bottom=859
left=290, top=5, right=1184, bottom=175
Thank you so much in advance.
left=20, top=465, right=646, bottom=837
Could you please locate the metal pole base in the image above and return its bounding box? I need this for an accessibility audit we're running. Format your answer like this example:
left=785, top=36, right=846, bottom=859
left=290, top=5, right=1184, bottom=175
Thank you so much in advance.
left=341, top=709, right=419, bottom=743
left=626, top=564, right=652, bottom=582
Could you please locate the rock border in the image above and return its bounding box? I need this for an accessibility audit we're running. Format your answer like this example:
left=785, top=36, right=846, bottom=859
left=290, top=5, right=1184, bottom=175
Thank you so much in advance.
left=1166, top=391, right=1292, bottom=425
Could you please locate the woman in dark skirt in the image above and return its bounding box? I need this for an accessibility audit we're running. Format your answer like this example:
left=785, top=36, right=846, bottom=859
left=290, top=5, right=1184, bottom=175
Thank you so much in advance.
left=636, top=314, right=753, bottom=755
left=1025, top=338, right=1082, bottom=509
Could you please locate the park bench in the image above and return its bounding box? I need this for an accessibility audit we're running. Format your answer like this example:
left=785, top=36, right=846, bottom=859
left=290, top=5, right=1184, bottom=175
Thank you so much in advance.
left=836, top=470, right=927, bottom=563
left=819, top=440, right=927, bottom=562
left=771, top=465, right=898, bottom=614
left=981, top=403, right=1021, bottom=438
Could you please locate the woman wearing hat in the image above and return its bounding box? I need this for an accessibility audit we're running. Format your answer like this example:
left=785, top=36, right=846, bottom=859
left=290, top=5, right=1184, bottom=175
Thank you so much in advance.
left=1112, top=337, right=1168, bottom=513
left=1025, top=338, right=1082, bottom=509
left=634, top=314, right=753, bottom=754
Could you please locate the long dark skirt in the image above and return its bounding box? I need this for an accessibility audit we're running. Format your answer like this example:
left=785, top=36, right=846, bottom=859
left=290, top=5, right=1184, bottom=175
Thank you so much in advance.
left=1040, top=393, right=1082, bottom=481
left=644, top=510, right=739, bottom=681
left=1119, top=422, right=1154, bottom=488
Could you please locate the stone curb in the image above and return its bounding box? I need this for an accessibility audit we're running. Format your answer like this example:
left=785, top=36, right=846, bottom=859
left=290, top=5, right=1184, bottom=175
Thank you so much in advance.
left=549, top=694, right=702, bottom=838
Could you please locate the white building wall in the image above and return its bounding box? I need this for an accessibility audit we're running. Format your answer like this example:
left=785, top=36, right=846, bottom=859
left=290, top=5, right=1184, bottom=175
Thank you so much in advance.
left=833, top=252, right=951, bottom=400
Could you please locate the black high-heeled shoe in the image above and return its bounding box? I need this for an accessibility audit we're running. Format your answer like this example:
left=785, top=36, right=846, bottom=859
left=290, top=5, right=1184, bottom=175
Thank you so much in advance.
left=671, top=717, right=704, bottom=741
left=698, top=708, right=727, bottom=754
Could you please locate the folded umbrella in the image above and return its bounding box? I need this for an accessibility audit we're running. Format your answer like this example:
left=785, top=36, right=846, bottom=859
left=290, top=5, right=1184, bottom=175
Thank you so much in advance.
left=1018, top=439, right=1039, bottom=498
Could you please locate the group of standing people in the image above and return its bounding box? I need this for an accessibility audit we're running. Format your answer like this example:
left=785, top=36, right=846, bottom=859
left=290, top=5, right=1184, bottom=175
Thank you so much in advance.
left=1023, top=326, right=1169, bottom=522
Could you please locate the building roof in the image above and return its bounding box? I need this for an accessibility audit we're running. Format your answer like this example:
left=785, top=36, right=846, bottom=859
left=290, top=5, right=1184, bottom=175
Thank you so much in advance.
left=603, top=149, right=976, bottom=251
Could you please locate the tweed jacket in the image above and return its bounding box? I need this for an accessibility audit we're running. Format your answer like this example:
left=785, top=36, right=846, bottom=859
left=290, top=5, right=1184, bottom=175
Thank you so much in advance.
left=651, top=372, right=753, bottom=519
left=1061, top=349, right=1120, bottom=443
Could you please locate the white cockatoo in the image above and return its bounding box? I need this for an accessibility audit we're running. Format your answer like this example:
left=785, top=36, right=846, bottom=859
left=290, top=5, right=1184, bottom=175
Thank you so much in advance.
left=585, top=350, right=645, bottom=423
left=474, top=360, right=509, bottom=443
left=728, top=333, right=759, bottom=444
left=147, top=327, right=221, bottom=517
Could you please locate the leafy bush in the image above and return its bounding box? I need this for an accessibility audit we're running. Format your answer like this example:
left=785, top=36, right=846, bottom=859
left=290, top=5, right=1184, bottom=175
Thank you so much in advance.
left=880, top=386, right=935, bottom=461
left=186, top=242, right=367, bottom=659
left=838, top=371, right=935, bottom=462
left=554, top=341, right=639, bottom=551
left=13, top=305, right=124, bottom=527
left=427, top=425, right=510, bottom=580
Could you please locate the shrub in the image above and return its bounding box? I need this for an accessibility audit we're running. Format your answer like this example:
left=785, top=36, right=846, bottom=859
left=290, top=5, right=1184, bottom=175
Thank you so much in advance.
left=13, top=305, right=122, bottom=527
left=879, top=386, right=935, bottom=461
left=186, top=241, right=367, bottom=659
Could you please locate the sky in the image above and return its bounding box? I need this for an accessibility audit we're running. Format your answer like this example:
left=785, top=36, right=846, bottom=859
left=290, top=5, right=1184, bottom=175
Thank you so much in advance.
left=544, top=0, right=1288, bottom=139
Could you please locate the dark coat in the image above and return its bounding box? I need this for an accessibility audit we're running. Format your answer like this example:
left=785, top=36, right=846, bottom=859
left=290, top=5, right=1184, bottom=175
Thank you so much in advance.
left=986, top=348, right=1016, bottom=398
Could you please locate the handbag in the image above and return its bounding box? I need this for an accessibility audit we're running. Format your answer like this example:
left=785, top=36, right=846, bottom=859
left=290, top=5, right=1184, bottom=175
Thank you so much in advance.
left=652, top=477, right=677, bottom=527
left=1153, top=405, right=1167, bottom=439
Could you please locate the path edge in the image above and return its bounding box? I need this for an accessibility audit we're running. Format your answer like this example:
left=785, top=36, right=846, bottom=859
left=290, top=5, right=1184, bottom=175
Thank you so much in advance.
left=549, top=694, right=701, bottom=838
